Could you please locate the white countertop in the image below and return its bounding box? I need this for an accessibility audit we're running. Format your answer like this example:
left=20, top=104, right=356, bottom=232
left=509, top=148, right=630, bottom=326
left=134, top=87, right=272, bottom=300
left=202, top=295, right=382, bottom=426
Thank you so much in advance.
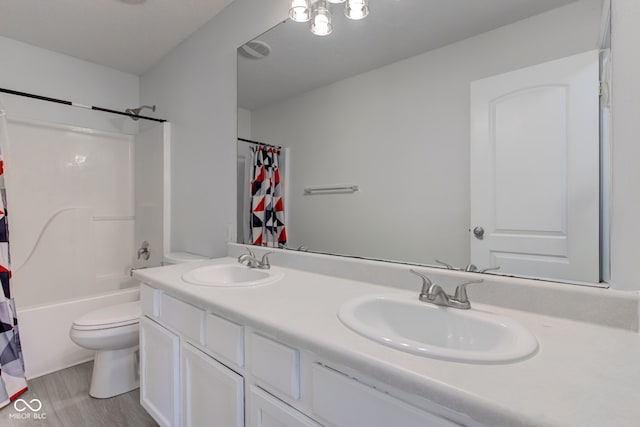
left=134, top=257, right=640, bottom=427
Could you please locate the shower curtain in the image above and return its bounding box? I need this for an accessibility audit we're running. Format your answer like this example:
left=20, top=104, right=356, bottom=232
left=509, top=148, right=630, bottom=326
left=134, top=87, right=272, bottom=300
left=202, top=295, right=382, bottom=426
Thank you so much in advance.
left=249, top=146, right=287, bottom=247
left=0, top=106, right=28, bottom=407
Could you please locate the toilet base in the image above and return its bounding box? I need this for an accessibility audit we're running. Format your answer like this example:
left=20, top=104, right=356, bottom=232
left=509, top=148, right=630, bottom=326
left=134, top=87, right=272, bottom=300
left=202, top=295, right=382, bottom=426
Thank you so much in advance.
left=89, top=346, right=139, bottom=398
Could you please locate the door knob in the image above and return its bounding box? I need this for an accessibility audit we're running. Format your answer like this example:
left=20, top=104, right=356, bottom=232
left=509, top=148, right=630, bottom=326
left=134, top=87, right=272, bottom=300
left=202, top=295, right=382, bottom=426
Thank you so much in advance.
left=473, top=226, right=484, bottom=240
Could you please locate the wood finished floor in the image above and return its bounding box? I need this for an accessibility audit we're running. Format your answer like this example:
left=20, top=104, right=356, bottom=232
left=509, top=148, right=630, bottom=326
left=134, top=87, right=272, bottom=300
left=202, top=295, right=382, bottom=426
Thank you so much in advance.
left=1, top=362, right=157, bottom=427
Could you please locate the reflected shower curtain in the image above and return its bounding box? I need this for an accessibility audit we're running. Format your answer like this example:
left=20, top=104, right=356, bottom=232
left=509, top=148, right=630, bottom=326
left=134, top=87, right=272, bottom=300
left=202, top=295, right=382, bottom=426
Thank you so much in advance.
left=0, top=106, right=28, bottom=407
left=249, top=146, right=287, bottom=247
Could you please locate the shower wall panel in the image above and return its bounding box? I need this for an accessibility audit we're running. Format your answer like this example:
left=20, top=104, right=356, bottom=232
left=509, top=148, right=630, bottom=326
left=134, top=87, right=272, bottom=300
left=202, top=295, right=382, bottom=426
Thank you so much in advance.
left=5, top=118, right=135, bottom=308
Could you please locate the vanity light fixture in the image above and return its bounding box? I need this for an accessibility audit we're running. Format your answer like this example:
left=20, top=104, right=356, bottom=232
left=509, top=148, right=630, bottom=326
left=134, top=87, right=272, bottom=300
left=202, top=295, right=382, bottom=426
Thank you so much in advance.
left=289, top=0, right=312, bottom=22
left=310, top=0, right=333, bottom=36
left=291, top=0, right=369, bottom=36
left=344, top=0, right=369, bottom=20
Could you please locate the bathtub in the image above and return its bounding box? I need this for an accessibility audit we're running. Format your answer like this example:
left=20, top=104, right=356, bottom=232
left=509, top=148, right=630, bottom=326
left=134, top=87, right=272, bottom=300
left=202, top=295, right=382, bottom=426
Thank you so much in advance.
left=18, top=287, right=140, bottom=379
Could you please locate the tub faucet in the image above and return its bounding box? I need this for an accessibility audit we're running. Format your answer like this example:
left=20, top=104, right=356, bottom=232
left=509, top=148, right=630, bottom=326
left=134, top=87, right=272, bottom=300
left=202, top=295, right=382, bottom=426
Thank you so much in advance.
left=237, top=247, right=272, bottom=269
left=137, top=241, right=150, bottom=260
left=409, top=269, right=483, bottom=309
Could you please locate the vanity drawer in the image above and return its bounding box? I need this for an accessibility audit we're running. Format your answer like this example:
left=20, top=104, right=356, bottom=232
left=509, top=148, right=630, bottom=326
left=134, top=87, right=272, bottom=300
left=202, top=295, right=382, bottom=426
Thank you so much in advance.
left=311, top=364, right=457, bottom=427
left=140, top=283, right=159, bottom=318
left=159, top=294, right=205, bottom=345
left=249, top=333, right=300, bottom=400
left=205, top=313, right=244, bottom=368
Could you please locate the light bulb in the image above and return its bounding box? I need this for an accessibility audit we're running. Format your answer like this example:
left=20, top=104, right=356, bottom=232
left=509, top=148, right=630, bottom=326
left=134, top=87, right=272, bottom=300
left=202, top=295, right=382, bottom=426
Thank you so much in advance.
left=345, top=0, right=369, bottom=20
left=327, top=0, right=346, bottom=3
left=289, top=0, right=311, bottom=22
left=310, top=1, right=333, bottom=36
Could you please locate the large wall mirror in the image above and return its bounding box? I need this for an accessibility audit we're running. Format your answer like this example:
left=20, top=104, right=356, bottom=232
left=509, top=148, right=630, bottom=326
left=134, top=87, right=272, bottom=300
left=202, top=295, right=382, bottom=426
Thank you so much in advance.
left=237, top=0, right=611, bottom=286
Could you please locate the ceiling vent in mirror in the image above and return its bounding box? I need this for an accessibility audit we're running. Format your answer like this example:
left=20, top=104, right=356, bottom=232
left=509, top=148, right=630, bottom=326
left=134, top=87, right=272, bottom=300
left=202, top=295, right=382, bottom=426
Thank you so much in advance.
left=239, top=40, right=272, bottom=59
left=290, top=0, right=369, bottom=36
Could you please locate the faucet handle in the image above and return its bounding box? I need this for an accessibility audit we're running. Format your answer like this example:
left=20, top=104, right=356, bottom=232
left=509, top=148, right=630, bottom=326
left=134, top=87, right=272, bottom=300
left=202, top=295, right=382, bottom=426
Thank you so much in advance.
left=435, top=259, right=457, bottom=270
left=244, top=246, right=256, bottom=257
left=479, top=266, right=500, bottom=273
left=409, top=269, right=434, bottom=295
left=453, top=279, right=484, bottom=305
left=409, top=269, right=433, bottom=284
left=259, top=252, right=273, bottom=269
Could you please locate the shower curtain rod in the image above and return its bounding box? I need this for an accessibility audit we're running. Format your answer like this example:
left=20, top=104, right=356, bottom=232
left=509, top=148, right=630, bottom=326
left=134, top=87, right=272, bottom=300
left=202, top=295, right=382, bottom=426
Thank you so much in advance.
left=0, top=87, right=166, bottom=123
left=238, top=137, right=282, bottom=150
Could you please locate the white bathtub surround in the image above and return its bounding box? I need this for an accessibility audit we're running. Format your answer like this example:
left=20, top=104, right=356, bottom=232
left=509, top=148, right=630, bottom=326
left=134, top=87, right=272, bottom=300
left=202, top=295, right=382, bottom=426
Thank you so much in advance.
left=134, top=255, right=640, bottom=426
left=228, top=243, right=640, bottom=331
left=5, top=118, right=136, bottom=307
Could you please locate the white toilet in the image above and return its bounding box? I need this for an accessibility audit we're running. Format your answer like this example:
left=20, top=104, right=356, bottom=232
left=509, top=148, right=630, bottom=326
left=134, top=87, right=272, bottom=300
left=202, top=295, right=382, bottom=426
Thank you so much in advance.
left=70, top=251, right=208, bottom=398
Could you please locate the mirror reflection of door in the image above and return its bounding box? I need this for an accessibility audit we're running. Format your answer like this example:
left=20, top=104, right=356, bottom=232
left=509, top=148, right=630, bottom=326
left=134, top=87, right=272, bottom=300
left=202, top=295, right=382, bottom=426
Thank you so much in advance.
left=470, top=50, right=600, bottom=283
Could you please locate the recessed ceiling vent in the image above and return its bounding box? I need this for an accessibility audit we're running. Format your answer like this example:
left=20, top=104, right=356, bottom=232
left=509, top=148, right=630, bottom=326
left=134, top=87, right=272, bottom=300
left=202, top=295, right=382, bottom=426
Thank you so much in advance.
left=239, top=40, right=272, bottom=60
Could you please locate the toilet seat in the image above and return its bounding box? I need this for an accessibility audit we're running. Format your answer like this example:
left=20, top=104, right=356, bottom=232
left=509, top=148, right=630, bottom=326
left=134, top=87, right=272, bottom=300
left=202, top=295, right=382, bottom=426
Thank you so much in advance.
left=72, top=301, right=141, bottom=331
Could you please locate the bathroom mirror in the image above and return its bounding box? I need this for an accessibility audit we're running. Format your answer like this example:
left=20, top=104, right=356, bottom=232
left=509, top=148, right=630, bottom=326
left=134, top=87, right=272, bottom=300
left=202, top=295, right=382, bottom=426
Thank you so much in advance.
left=237, top=0, right=610, bottom=286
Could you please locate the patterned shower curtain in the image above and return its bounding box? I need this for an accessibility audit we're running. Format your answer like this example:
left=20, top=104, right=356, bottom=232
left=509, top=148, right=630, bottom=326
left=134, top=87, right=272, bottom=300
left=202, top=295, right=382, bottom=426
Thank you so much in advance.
left=250, top=146, right=287, bottom=247
left=0, top=107, right=28, bottom=408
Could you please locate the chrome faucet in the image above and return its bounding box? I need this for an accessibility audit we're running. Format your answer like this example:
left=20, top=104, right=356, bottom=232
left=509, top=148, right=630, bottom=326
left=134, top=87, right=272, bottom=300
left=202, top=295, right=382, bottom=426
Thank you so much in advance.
left=237, top=247, right=272, bottom=269
left=409, top=269, right=483, bottom=309
left=137, top=241, right=150, bottom=260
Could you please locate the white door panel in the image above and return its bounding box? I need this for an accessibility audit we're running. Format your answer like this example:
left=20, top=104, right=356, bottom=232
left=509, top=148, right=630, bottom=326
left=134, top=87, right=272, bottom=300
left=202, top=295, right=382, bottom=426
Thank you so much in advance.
left=470, top=50, right=600, bottom=283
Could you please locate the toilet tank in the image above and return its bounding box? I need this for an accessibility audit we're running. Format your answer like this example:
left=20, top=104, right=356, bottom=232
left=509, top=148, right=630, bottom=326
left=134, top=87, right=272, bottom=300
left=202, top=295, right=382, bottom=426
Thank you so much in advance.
left=163, top=251, right=209, bottom=265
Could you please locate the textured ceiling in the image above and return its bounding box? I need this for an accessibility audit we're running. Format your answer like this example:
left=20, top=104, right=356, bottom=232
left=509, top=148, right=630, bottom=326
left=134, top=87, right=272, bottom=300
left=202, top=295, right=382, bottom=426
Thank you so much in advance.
left=0, top=0, right=236, bottom=75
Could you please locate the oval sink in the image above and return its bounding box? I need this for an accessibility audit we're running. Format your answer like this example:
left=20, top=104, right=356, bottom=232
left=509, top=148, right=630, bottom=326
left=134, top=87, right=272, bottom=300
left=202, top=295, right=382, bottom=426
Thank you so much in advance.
left=181, top=264, right=284, bottom=287
left=338, top=294, right=538, bottom=363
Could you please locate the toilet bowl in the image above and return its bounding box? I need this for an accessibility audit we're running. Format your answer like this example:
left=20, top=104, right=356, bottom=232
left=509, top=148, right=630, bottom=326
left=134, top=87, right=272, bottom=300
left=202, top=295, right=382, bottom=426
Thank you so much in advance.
left=70, top=301, right=141, bottom=398
left=70, top=251, right=208, bottom=398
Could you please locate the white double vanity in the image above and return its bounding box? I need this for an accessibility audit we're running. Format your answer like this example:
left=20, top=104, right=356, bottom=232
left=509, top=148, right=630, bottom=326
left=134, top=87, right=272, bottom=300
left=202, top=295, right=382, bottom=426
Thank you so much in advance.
left=133, top=246, right=640, bottom=427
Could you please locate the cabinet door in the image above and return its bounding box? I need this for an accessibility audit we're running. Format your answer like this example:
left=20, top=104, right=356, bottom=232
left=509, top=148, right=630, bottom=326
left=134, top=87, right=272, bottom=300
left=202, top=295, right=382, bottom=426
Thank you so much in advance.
left=248, top=385, right=320, bottom=427
left=140, top=316, right=180, bottom=427
left=182, top=343, right=244, bottom=427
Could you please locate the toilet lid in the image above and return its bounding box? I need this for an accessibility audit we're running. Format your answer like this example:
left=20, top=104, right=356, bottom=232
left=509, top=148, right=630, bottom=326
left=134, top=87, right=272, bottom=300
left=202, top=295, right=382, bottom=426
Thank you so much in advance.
left=73, top=301, right=141, bottom=330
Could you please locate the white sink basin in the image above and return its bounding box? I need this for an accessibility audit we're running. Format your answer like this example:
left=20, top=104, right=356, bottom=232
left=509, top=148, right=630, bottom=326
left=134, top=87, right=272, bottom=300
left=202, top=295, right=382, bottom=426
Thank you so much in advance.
left=338, top=294, right=538, bottom=363
left=181, top=264, right=284, bottom=287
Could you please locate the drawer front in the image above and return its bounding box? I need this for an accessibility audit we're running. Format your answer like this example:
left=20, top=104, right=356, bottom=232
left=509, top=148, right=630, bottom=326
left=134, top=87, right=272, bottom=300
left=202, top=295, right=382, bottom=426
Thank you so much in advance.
left=311, top=364, right=458, bottom=427
left=205, top=313, right=244, bottom=368
left=249, top=333, right=300, bottom=400
left=140, top=283, right=159, bottom=317
left=248, top=386, right=320, bottom=427
left=159, top=293, right=205, bottom=344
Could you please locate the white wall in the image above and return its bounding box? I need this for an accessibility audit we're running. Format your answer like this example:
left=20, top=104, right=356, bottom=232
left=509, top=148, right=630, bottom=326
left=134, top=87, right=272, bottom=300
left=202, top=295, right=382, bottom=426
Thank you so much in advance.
left=238, top=107, right=252, bottom=140
left=140, top=0, right=286, bottom=257
left=141, top=0, right=640, bottom=291
left=134, top=123, right=167, bottom=269
left=237, top=108, right=252, bottom=244
left=611, top=0, right=640, bottom=291
left=0, top=36, right=139, bottom=134
left=249, top=0, right=601, bottom=267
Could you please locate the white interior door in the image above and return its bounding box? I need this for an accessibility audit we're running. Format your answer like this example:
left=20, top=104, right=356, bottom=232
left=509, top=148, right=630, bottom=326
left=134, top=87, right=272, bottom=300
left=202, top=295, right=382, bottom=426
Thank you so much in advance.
left=470, top=50, right=600, bottom=283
